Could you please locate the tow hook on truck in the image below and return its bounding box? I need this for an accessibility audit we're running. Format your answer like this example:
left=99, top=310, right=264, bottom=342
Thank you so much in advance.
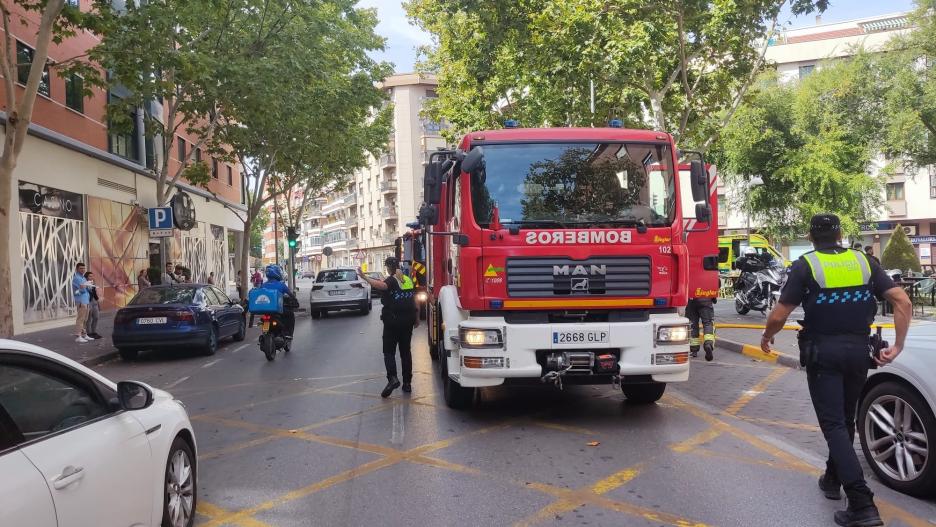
left=540, top=351, right=622, bottom=390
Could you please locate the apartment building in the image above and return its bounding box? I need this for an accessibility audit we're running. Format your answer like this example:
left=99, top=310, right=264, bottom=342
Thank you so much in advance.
left=718, top=12, right=935, bottom=264
left=2, top=2, right=247, bottom=334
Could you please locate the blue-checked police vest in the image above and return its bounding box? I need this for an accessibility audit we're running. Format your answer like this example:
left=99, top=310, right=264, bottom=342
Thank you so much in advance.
left=801, top=249, right=876, bottom=336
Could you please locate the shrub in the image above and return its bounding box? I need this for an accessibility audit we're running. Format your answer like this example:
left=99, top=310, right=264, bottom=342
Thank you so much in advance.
left=881, top=225, right=921, bottom=272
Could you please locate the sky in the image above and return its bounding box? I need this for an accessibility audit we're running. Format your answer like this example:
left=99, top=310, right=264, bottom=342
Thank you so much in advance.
left=358, top=0, right=919, bottom=74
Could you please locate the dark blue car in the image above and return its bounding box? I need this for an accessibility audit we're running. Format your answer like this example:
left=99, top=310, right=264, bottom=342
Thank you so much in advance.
left=113, top=285, right=245, bottom=360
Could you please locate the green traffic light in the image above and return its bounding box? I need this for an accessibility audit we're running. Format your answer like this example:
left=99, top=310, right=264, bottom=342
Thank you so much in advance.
left=288, top=240, right=297, bottom=248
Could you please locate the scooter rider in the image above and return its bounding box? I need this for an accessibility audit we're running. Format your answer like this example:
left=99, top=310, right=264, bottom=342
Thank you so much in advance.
left=261, top=264, right=296, bottom=341
left=761, top=214, right=911, bottom=527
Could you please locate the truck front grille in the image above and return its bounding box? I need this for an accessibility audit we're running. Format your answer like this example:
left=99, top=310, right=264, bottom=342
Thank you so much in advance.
left=506, top=257, right=651, bottom=297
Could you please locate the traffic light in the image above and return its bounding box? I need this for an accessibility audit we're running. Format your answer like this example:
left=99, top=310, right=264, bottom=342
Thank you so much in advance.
left=286, top=226, right=298, bottom=249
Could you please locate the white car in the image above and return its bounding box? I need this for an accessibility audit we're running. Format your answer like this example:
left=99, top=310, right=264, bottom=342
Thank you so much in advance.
left=858, top=322, right=936, bottom=497
left=309, top=267, right=372, bottom=318
left=0, top=340, right=197, bottom=527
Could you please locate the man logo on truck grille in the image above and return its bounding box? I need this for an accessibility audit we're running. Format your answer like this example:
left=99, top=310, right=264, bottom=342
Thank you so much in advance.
left=552, top=264, right=607, bottom=276
left=571, top=277, right=589, bottom=292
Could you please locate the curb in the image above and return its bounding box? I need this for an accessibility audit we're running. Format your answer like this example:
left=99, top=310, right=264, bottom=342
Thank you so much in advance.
left=77, top=350, right=120, bottom=367
left=715, top=337, right=802, bottom=370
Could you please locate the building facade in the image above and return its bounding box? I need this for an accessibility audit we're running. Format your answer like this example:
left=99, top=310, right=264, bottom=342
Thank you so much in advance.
left=719, top=12, right=936, bottom=265
left=2, top=2, right=247, bottom=334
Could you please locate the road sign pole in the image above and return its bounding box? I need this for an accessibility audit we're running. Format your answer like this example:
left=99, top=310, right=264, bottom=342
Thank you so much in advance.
left=288, top=245, right=296, bottom=291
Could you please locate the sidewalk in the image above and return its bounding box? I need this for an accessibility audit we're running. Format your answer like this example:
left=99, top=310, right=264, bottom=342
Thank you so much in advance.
left=14, top=312, right=119, bottom=367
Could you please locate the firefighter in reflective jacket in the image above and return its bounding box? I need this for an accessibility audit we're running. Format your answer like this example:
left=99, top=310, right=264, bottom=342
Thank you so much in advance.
left=358, top=257, right=419, bottom=398
left=761, top=214, right=911, bottom=527
left=686, top=298, right=715, bottom=361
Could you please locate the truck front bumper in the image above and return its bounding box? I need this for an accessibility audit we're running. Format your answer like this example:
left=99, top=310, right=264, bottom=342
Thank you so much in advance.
left=449, top=312, right=691, bottom=388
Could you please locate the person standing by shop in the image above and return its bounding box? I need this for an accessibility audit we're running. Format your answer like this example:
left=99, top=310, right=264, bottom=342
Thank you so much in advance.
left=761, top=214, right=911, bottom=527
left=84, top=271, right=103, bottom=340
left=72, top=263, right=92, bottom=343
left=138, top=268, right=151, bottom=289
left=358, top=257, right=419, bottom=398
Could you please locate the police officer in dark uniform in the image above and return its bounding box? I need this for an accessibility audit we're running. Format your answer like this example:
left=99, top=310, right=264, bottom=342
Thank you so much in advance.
left=358, top=257, right=419, bottom=398
left=761, top=214, right=911, bottom=527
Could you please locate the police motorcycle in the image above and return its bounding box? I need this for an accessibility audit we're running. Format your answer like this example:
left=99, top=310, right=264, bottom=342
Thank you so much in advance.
left=247, top=266, right=299, bottom=361
left=733, top=251, right=787, bottom=315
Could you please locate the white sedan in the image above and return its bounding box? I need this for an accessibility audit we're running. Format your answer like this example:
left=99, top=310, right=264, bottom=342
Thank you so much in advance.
left=0, top=340, right=197, bottom=527
left=859, top=322, right=936, bottom=497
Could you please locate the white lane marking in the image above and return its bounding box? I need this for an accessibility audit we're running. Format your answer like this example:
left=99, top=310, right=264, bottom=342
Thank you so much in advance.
left=202, top=359, right=222, bottom=369
left=165, top=376, right=190, bottom=389
left=232, top=343, right=250, bottom=354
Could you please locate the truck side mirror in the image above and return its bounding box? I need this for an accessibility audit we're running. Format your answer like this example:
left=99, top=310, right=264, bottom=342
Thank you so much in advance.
left=690, top=160, right=707, bottom=202
left=424, top=161, right=443, bottom=205
left=695, top=203, right=711, bottom=223
left=461, top=146, right=485, bottom=175
left=418, top=203, right=439, bottom=227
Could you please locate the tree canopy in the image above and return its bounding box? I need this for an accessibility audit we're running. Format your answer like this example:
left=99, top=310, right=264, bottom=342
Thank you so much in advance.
left=406, top=0, right=827, bottom=148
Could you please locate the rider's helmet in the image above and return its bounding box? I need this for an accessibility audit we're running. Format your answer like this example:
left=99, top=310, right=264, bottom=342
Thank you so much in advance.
left=265, top=264, right=284, bottom=282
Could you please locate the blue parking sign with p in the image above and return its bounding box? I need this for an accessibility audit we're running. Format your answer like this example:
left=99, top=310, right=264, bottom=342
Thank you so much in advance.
left=149, top=207, right=173, bottom=229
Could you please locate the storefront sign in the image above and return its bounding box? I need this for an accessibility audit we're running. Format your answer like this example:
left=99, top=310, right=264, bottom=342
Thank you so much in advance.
left=18, top=181, right=83, bottom=220
left=909, top=236, right=936, bottom=244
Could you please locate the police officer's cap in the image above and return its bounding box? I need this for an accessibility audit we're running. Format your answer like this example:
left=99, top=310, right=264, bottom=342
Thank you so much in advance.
left=809, top=213, right=841, bottom=233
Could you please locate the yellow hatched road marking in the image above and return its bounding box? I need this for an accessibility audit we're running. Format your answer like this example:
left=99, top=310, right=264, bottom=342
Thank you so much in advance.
left=736, top=415, right=820, bottom=432
left=725, top=367, right=788, bottom=415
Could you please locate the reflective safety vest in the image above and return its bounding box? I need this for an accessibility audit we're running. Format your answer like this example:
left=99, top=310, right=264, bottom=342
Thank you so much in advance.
left=800, top=249, right=876, bottom=336
left=399, top=274, right=414, bottom=290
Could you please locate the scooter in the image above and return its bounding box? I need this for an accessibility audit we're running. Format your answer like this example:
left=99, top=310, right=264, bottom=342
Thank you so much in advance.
left=258, top=313, right=290, bottom=361
left=734, top=254, right=787, bottom=315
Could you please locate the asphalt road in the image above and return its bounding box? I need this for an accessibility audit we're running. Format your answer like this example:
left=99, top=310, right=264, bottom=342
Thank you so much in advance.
left=89, top=298, right=936, bottom=527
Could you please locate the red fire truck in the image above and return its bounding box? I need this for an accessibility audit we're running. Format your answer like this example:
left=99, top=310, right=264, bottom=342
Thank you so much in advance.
left=417, top=125, right=718, bottom=409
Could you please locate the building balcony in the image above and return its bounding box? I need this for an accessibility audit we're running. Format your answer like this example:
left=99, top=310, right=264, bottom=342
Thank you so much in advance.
left=381, top=206, right=398, bottom=218
left=380, top=153, right=396, bottom=168
left=382, top=233, right=399, bottom=245
left=321, top=193, right=356, bottom=214
left=887, top=200, right=907, bottom=218
left=322, top=218, right=347, bottom=231
left=380, top=180, right=398, bottom=193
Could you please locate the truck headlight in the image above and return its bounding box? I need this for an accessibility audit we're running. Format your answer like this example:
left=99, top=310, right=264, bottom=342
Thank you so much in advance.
left=656, top=325, right=689, bottom=344
left=459, top=328, right=503, bottom=349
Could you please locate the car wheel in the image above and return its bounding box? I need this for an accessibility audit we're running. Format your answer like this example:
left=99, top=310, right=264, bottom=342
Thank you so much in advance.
left=442, top=358, right=475, bottom=410
left=162, top=436, right=196, bottom=527
left=359, top=300, right=371, bottom=315
left=118, top=348, right=139, bottom=361
left=622, top=383, right=666, bottom=404
left=859, top=381, right=936, bottom=497
left=734, top=297, right=750, bottom=315
left=204, top=326, right=218, bottom=356
left=311, top=308, right=321, bottom=319
left=233, top=319, right=246, bottom=341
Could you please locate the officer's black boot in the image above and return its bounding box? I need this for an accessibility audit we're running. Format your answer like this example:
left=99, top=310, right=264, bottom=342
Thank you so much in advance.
left=689, top=345, right=699, bottom=358
left=818, top=471, right=842, bottom=500
left=381, top=376, right=401, bottom=398
left=703, top=341, right=714, bottom=362
left=402, top=382, right=412, bottom=393
left=834, top=491, right=882, bottom=527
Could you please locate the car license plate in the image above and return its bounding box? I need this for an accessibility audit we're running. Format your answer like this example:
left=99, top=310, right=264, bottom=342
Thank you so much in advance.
left=137, top=317, right=167, bottom=325
left=552, top=330, right=609, bottom=346
left=328, top=290, right=345, bottom=296
left=261, top=321, right=270, bottom=331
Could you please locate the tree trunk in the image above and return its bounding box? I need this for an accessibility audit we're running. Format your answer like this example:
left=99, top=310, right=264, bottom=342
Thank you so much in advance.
left=240, top=215, right=252, bottom=299
left=649, top=92, right=666, bottom=132
left=0, top=150, right=15, bottom=337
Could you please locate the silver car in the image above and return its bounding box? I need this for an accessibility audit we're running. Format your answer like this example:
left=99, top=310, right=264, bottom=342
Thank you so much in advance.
left=309, top=268, right=372, bottom=318
left=858, top=321, right=936, bottom=497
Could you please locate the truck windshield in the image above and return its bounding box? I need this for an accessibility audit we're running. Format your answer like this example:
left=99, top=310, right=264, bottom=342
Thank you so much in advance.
left=470, top=142, right=676, bottom=228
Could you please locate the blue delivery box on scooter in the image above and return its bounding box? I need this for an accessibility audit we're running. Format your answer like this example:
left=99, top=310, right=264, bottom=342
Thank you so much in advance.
left=248, top=288, right=283, bottom=314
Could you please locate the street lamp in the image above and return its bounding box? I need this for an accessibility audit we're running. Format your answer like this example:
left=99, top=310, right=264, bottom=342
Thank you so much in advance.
left=746, top=176, right=764, bottom=243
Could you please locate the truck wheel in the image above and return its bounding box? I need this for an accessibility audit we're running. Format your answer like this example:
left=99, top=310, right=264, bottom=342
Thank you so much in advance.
left=622, top=383, right=666, bottom=404
left=442, top=359, right=474, bottom=409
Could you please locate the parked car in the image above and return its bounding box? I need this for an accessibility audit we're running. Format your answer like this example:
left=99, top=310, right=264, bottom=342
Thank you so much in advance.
left=113, top=285, right=245, bottom=360
left=858, top=322, right=936, bottom=497
left=366, top=272, right=385, bottom=298
left=301, top=270, right=315, bottom=279
left=310, top=268, right=371, bottom=318
left=0, top=340, right=198, bottom=527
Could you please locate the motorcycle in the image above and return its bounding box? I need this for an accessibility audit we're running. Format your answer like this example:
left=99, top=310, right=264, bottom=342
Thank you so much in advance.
left=257, top=295, right=299, bottom=361
left=734, top=254, right=787, bottom=315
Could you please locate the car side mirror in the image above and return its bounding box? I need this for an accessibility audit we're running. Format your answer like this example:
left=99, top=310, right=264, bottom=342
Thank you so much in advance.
left=117, top=381, right=154, bottom=411
left=690, top=160, right=707, bottom=202
left=461, top=147, right=485, bottom=175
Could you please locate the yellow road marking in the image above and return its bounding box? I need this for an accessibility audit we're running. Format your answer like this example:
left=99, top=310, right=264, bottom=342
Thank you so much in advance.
left=725, top=367, right=788, bottom=415
left=525, top=420, right=597, bottom=436
left=740, top=343, right=783, bottom=363
left=588, top=465, right=643, bottom=494
left=671, top=427, right=724, bottom=454
left=736, top=415, right=820, bottom=432
left=197, top=501, right=274, bottom=527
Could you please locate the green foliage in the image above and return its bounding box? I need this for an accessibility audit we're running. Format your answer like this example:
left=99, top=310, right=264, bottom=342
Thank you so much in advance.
left=180, top=161, right=210, bottom=188
left=719, top=62, right=886, bottom=240
left=881, top=225, right=922, bottom=273
left=250, top=208, right=269, bottom=259
left=405, top=0, right=826, bottom=147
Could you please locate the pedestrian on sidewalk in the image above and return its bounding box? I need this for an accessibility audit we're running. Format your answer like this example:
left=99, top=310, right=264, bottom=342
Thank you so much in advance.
left=72, top=263, right=92, bottom=343
left=163, top=262, right=182, bottom=285
left=138, top=268, right=151, bottom=288
left=686, top=297, right=715, bottom=361
left=84, top=271, right=103, bottom=340
left=236, top=270, right=244, bottom=300
left=864, top=245, right=880, bottom=266
left=207, top=272, right=216, bottom=285
left=251, top=269, right=263, bottom=288
left=358, top=257, right=418, bottom=398
left=761, top=213, right=911, bottom=527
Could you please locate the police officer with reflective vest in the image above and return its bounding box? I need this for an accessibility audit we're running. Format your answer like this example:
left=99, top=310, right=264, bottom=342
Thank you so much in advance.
left=358, top=257, right=419, bottom=398
left=762, top=214, right=911, bottom=527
